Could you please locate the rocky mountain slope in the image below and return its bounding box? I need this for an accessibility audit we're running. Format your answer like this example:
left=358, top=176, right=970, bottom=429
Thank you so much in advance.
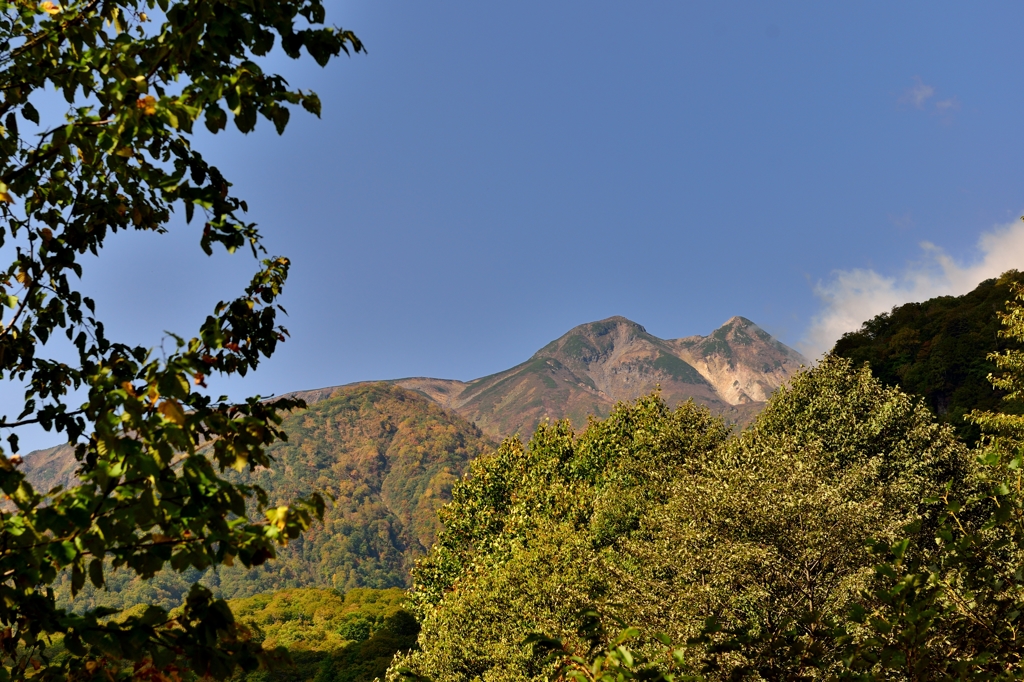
left=292, top=316, right=807, bottom=438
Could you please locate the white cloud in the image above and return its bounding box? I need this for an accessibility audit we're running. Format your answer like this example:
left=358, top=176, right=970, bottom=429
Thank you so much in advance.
left=901, top=78, right=935, bottom=109
left=800, top=217, right=1024, bottom=359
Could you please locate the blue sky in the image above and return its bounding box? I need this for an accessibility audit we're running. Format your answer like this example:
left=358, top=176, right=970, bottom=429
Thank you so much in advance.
left=12, top=2, right=1024, bottom=450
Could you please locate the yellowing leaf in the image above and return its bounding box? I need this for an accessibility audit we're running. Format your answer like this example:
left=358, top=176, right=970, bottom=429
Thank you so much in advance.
left=115, top=146, right=133, bottom=158
left=275, top=506, right=289, bottom=530
left=40, top=1, right=60, bottom=14
left=157, top=400, right=186, bottom=425
left=136, top=95, right=156, bottom=116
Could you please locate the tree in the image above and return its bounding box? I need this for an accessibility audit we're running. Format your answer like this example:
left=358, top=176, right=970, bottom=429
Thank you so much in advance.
left=832, top=269, right=1024, bottom=445
left=394, top=359, right=971, bottom=682
left=0, top=0, right=362, bottom=678
left=399, top=397, right=730, bottom=682
left=828, top=281, right=1024, bottom=679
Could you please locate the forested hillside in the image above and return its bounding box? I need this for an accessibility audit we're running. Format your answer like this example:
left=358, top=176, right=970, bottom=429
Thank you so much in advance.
left=833, top=269, right=1024, bottom=443
left=221, top=383, right=494, bottom=595
left=37, top=383, right=494, bottom=611
left=40, top=587, right=419, bottom=682
left=22, top=282, right=1024, bottom=680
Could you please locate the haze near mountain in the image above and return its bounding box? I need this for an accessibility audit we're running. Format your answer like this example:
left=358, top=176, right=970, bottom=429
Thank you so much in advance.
left=294, top=316, right=807, bottom=438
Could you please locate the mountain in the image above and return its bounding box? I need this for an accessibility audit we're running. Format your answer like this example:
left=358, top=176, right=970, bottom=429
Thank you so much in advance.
left=833, top=269, right=1024, bottom=444
left=292, top=316, right=807, bottom=438
left=21, top=315, right=803, bottom=597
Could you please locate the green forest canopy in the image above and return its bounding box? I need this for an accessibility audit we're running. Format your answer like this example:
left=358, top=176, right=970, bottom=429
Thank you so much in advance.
left=386, top=281, right=1024, bottom=680
left=833, top=269, right=1024, bottom=443
left=228, top=588, right=418, bottom=682
left=395, top=356, right=974, bottom=681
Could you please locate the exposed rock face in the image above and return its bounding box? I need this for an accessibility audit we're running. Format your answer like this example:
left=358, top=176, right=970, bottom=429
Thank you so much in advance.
left=303, top=315, right=806, bottom=439
left=669, top=316, right=809, bottom=404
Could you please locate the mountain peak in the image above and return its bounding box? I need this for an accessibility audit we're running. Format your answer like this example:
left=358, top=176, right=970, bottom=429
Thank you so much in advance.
left=532, top=316, right=650, bottom=362
left=561, top=315, right=649, bottom=341
left=286, top=315, right=807, bottom=439
left=389, top=314, right=806, bottom=437
left=669, top=317, right=807, bottom=404
left=591, top=315, right=648, bottom=331
left=721, top=315, right=756, bottom=328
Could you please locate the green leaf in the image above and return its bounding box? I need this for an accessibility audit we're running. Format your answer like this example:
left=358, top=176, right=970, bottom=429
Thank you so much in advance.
left=88, top=558, right=104, bottom=588
left=21, top=102, right=38, bottom=124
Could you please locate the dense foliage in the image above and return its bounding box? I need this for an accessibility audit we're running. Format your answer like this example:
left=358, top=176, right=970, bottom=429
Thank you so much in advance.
left=0, top=0, right=363, bottom=677
left=39, top=384, right=493, bottom=612
left=387, top=280, right=1024, bottom=681
left=227, top=384, right=494, bottom=595
left=37, top=587, right=418, bottom=682
left=393, top=355, right=973, bottom=681
left=819, top=280, right=1024, bottom=679
left=833, top=269, right=1024, bottom=444
left=228, top=587, right=418, bottom=682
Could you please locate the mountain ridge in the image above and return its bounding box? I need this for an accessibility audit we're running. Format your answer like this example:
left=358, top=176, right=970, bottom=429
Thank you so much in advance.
left=285, top=315, right=807, bottom=438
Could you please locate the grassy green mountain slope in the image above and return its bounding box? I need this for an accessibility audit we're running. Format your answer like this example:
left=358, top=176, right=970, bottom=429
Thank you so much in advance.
left=832, top=269, right=1024, bottom=444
